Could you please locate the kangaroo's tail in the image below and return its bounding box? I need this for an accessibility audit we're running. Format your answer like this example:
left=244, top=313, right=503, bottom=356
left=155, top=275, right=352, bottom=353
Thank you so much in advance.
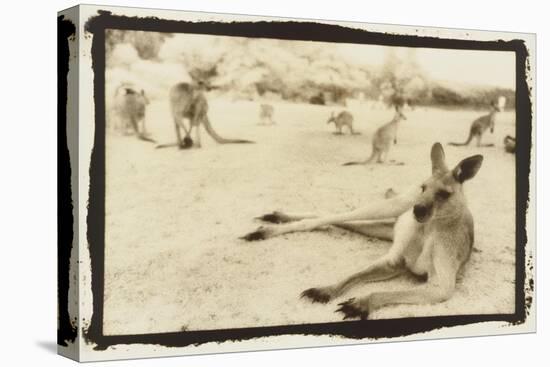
left=448, top=130, right=473, bottom=146
left=203, top=117, right=254, bottom=144
left=343, top=149, right=376, bottom=166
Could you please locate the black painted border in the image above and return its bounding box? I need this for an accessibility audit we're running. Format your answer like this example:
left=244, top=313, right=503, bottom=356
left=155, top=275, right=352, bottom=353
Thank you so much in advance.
left=80, top=10, right=533, bottom=351
left=57, top=15, right=78, bottom=347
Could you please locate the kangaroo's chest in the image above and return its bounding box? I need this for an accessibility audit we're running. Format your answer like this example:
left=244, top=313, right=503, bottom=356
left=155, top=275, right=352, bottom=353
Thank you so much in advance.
left=473, top=115, right=492, bottom=131
left=387, top=209, right=433, bottom=276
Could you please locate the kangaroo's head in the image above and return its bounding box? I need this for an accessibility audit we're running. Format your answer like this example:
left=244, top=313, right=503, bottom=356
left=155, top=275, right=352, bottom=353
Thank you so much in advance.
left=327, top=112, right=336, bottom=124
left=491, top=96, right=507, bottom=113
left=189, top=65, right=219, bottom=92
left=413, top=143, right=483, bottom=223
left=394, top=105, right=407, bottom=122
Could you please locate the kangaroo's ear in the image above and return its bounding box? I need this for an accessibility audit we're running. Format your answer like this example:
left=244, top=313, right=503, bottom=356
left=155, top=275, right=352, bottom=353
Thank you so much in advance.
left=452, top=155, right=483, bottom=183
left=431, top=142, right=447, bottom=174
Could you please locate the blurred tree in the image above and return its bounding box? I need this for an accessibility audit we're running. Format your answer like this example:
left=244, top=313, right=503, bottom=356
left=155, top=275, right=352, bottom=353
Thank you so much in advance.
left=105, top=30, right=172, bottom=61
left=379, top=48, right=427, bottom=109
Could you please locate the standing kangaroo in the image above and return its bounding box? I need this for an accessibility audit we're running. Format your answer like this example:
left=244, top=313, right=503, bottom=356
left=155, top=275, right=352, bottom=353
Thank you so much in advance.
left=112, top=83, right=155, bottom=143
left=344, top=107, right=406, bottom=165
left=157, top=69, right=254, bottom=149
left=259, top=104, right=276, bottom=125
left=449, top=98, right=505, bottom=147
left=327, top=111, right=358, bottom=135
left=242, top=143, right=482, bottom=319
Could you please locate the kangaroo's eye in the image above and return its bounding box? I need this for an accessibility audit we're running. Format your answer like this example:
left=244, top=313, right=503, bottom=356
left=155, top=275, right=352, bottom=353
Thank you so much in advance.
left=436, top=190, right=451, bottom=200
left=421, top=184, right=427, bottom=193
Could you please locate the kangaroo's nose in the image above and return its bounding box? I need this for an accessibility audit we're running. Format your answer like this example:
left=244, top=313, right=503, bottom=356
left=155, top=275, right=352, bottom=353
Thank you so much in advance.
left=413, top=204, right=428, bottom=218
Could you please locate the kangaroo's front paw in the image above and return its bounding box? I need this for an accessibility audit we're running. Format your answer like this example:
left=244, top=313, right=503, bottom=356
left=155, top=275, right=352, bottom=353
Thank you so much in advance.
left=335, top=298, right=370, bottom=320
left=300, top=287, right=335, bottom=304
left=255, top=211, right=290, bottom=224
left=240, top=225, right=276, bottom=241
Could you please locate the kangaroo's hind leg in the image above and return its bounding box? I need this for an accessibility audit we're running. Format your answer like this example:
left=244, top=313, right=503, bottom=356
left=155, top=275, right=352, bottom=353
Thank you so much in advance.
left=335, top=221, right=394, bottom=241
left=479, top=134, right=495, bottom=147
left=257, top=211, right=394, bottom=240
left=194, top=123, right=202, bottom=148
left=243, top=185, right=419, bottom=241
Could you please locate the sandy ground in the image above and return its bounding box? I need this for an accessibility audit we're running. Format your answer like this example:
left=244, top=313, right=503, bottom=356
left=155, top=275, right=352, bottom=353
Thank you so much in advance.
left=103, top=98, right=516, bottom=335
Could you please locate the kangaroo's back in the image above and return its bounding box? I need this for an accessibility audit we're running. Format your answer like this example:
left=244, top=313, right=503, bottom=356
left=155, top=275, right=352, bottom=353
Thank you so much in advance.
left=336, top=111, right=353, bottom=126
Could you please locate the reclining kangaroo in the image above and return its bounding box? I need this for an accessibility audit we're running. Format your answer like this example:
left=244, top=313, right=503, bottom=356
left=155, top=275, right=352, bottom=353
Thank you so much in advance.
left=242, top=143, right=483, bottom=319
left=158, top=69, right=254, bottom=149
left=449, top=98, right=505, bottom=147
left=327, top=111, right=358, bottom=135
left=344, top=107, right=406, bottom=165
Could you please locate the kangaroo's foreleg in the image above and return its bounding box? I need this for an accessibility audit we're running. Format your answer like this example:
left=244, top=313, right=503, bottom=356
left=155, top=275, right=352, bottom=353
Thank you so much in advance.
left=335, top=244, right=460, bottom=319
left=242, top=186, right=419, bottom=241
left=301, top=256, right=405, bottom=304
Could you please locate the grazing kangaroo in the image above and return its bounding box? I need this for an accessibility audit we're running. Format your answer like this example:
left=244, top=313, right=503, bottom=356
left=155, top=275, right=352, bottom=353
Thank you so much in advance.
left=112, top=83, right=155, bottom=143
left=242, top=143, right=483, bottom=319
left=327, top=111, right=359, bottom=135
left=344, top=107, right=406, bottom=165
left=259, top=104, right=276, bottom=125
left=449, top=98, right=505, bottom=147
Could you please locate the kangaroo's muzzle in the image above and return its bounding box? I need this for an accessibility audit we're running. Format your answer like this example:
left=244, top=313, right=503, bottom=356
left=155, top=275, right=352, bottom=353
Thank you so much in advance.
left=413, top=204, right=432, bottom=223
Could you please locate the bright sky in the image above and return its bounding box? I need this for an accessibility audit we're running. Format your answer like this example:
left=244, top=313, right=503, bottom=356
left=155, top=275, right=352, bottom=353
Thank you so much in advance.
left=336, top=43, right=516, bottom=89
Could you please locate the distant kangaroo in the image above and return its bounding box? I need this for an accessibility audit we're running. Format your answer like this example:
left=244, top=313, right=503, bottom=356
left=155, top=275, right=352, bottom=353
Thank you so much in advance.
left=327, top=111, right=358, bottom=135
left=112, top=83, right=155, bottom=143
left=259, top=104, right=276, bottom=125
left=504, top=135, right=516, bottom=153
left=449, top=98, right=505, bottom=147
left=344, top=106, right=406, bottom=165
left=242, top=143, right=483, bottom=320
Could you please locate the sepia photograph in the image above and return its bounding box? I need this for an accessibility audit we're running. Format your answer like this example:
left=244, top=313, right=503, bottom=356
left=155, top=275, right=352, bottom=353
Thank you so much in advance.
left=103, top=31, right=519, bottom=334
left=56, top=4, right=535, bottom=360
